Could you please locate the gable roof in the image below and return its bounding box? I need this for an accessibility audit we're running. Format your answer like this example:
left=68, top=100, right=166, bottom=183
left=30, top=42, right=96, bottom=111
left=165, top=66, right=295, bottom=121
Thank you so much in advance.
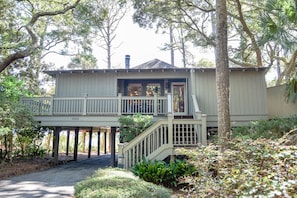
left=132, top=59, right=178, bottom=69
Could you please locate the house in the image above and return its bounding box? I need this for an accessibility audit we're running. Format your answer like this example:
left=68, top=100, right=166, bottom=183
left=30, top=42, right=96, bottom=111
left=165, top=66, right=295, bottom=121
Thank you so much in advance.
left=21, top=57, right=268, bottom=169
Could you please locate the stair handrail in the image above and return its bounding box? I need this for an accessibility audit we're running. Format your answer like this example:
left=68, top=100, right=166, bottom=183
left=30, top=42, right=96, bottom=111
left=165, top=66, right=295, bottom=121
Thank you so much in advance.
left=121, top=119, right=168, bottom=152
left=118, top=119, right=170, bottom=169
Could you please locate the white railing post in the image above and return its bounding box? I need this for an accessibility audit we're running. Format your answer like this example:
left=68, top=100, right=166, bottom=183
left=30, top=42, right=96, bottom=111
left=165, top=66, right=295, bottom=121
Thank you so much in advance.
left=83, top=93, right=88, bottom=115
left=118, top=143, right=126, bottom=168
left=167, top=93, right=173, bottom=149
left=153, top=94, right=158, bottom=116
left=201, top=114, right=207, bottom=145
left=118, top=93, right=122, bottom=116
left=167, top=93, right=172, bottom=114
left=49, top=96, right=54, bottom=115
left=168, top=113, right=173, bottom=146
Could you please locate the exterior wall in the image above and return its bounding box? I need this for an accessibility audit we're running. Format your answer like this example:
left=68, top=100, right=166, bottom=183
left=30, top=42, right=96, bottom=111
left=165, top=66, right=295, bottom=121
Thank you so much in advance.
left=51, top=68, right=268, bottom=127
left=194, top=70, right=268, bottom=127
left=229, top=70, right=268, bottom=125
left=55, top=73, right=117, bottom=97
left=194, top=71, right=217, bottom=126
left=267, top=85, right=297, bottom=118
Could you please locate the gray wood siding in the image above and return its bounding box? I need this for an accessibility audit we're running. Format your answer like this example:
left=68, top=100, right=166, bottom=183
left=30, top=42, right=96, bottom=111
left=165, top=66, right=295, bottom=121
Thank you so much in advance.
left=267, top=85, right=297, bottom=118
left=195, top=71, right=217, bottom=115
left=230, top=70, right=267, bottom=116
left=55, top=73, right=117, bottom=97
left=193, top=70, right=268, bottom=126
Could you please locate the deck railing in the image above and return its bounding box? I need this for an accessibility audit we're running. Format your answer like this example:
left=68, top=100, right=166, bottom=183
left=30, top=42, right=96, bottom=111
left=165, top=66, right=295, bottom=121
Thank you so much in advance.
left=21, top=93, right=167, bottom=116
left=118, top=114, right=207, bottom=169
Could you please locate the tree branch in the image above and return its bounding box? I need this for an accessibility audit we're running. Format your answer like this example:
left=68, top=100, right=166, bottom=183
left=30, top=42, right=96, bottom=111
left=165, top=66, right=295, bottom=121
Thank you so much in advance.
left=234, top=0, right=262, bottom=67
left=0, top=0, right=81, bottom=72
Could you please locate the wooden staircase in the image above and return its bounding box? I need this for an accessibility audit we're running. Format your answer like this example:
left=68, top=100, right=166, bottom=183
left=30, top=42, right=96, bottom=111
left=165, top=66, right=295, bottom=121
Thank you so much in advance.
left=118, top=114, right=207, bottom=169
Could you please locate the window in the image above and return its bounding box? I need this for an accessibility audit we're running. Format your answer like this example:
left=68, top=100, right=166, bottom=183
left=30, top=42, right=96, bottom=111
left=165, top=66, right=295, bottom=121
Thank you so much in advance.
left=128, top=83, right=142, bottom=96
left=146, top=83, right=161, bottom=96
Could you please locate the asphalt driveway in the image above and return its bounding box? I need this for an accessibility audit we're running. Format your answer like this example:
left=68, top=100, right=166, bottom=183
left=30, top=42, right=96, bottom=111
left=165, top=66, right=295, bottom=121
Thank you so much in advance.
left=0, top=154, right=114, bottom=198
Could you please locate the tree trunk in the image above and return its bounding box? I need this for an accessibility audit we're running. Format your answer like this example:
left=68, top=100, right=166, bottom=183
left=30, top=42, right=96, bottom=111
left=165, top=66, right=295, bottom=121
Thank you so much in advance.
left=215, top=0, right=231, bottom=151
left=170, top=26, right=175, bottom=66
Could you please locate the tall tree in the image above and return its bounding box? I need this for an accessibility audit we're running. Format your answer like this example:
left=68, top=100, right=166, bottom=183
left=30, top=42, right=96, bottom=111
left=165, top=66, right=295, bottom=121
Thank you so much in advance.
left=216, top=0, right=230, bottom=149
left=76, top=0, right=128, bottom=69
left=0, top=0, right=81, bottom=73
left=132, top=0, right=214, bottom=67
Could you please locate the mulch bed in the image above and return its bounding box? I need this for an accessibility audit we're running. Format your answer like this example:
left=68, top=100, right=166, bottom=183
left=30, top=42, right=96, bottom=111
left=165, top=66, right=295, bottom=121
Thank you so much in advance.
left=0, top=158, right=54, bottom=180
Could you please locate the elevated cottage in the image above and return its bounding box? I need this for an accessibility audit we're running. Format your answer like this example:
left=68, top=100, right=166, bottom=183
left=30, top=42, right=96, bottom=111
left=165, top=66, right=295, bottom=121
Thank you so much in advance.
left=22, top=58, right=268, bottom=168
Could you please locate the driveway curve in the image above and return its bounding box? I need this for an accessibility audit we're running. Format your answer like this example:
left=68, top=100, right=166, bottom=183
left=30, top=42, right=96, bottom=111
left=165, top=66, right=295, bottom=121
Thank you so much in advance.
left=0, top=154, right=114, bottom=198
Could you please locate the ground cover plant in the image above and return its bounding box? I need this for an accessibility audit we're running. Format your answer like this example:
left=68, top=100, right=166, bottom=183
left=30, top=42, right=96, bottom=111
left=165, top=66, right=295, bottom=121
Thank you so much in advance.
left=176, top=137, right=297, bottom=197
left=74, top=168, right=172, bottom=198
left=232, top=115, right=297, bottom=140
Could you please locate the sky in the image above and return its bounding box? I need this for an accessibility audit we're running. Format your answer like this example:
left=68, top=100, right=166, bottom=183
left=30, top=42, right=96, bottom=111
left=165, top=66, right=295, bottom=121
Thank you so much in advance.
left=44, top=10, right=178, bottom=69
left=44, top=8, right=215, bottom=70
left=95, top=12, right=176, bottom=69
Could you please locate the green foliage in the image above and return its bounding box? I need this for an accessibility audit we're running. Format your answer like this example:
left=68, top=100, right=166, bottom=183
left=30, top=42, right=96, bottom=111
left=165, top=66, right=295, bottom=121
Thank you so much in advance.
left=0, top=74, right=45, bottom=160
left=0, top=74, right=31, bottom=103
left=177, top=138, right=297, bottom=197
left=285, top=77, right=297, bottom=103
left=261, top=0, right=297, bottom=53
left=74, top=168, right=172, bottom=198
left=232, top=115, right=297, bottom=140
left=131, top=158, right=196, bottom=187
left=118, top=114, right=153, bottom=142
left=14, top=125, right=46, bottom=159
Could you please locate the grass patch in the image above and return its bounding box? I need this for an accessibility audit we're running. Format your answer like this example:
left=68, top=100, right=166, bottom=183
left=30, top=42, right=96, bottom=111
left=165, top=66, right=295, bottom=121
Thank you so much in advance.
left=74, top=168, right=172, bottom=198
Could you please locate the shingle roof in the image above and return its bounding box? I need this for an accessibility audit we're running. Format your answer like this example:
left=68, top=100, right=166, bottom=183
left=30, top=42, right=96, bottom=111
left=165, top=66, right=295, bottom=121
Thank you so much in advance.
left=132, top=59, right=178, bottom=69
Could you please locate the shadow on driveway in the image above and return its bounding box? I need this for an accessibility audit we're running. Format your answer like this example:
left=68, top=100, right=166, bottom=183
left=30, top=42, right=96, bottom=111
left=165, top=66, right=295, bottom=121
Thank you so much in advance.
left=0, top=154, right=116, bottom=198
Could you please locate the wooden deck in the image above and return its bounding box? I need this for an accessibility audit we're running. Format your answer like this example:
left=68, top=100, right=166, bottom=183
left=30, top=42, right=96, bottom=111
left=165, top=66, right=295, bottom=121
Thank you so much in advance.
left=22, top=94, right=207, bottom=168
left=21, top=93, right=168, bottom=117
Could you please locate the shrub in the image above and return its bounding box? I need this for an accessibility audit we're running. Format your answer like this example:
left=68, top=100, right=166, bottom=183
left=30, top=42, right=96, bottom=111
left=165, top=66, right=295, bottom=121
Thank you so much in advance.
left=176, top=138, right=297, bottom=197
left=74, top=168, right=172, bottom=198
left=232, top=115, right=297, bottom=140
left=119, top=114, right=153, bottom=142
left=131, top=158, right=196, bottom=187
